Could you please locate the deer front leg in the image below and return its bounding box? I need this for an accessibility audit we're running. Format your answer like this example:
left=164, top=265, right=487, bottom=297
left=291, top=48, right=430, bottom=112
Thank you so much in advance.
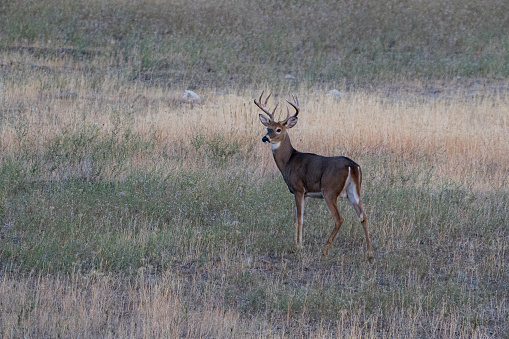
left=294, top=192, right=305, bottom=248
left=323, top=193, right=344, bottom=255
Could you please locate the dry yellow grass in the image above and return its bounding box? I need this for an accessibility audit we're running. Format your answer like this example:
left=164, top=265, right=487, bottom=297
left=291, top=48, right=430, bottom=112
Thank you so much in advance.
left=2, top=63, right=508, bottom=189
left=2, top=268, right=500, bottom=338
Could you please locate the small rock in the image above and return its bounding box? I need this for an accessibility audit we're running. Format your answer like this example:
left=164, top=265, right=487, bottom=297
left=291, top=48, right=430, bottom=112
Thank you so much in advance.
left=328, top=89, right=342, bottom=99
left=284, top=74, right=295, bottom=80
left=181, top=90, right=200, bottom=102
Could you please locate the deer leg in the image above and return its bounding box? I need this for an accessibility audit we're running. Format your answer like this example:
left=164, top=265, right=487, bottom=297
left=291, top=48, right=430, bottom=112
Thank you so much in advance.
left=350, top=202, right=374, bottom=260
left=323, top=194, right=344, bottom=255
left=294, top=192, right=305, bottom=247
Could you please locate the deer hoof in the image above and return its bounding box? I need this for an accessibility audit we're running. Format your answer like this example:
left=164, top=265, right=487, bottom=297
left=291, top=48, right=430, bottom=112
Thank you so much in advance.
left=367, top=251, right=374, bottom=261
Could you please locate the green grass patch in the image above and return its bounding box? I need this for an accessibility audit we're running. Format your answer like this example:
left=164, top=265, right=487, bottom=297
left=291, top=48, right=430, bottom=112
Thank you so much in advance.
left=2, top=0, right=509, bottom=87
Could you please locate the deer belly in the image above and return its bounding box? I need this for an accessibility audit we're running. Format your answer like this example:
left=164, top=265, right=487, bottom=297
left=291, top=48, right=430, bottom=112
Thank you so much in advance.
left=304, top=192, right=323, bottom=199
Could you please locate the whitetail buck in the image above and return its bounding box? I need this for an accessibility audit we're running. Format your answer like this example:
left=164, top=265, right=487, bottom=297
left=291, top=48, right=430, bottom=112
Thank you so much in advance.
left=255, top=92, right=373, bottom=259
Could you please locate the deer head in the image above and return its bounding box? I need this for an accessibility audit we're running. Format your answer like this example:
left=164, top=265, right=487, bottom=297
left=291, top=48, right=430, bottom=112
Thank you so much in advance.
left=254, top=92, right=300, bottom=149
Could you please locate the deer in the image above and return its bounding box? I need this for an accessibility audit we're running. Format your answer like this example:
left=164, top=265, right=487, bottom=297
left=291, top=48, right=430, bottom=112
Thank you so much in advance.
left=255, top=92, right=373, bottom=259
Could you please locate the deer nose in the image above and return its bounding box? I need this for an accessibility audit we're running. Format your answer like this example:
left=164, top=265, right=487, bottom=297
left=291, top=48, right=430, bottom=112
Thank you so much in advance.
left=262, top=135, right=269, bottom=143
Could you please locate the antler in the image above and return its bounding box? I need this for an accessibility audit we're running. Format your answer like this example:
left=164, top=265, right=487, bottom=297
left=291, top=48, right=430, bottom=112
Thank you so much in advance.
left=283, top=95, right=300, bottom=123
left=254, top=91, right=278, bottom=121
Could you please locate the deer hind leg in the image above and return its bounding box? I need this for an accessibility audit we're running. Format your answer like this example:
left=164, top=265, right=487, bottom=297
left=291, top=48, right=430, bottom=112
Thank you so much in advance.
left=347, top=184, right=374, bottom=260
left=294, top=192, right=305, bottom=248
left=323, top=193, right=344, bottom=255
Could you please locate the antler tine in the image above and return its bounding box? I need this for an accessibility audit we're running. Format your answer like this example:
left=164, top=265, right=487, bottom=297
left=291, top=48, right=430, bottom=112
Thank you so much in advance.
left=254, top=91, right=275, bottom=121
left=285, top=94, right=300, bottom=118
left=272, top=103, right=279, bottom=117
left=281, top=104, right=292, bottom=125
left=293, top=94, right=299, bottom=107
left=263, top=92, right=271, bottom=106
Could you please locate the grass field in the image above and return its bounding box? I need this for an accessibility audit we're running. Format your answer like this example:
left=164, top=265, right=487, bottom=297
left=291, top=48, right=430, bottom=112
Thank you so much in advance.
left=2, top=0, right=509, bottom=87
left=1, top=0, right=509, bottom=338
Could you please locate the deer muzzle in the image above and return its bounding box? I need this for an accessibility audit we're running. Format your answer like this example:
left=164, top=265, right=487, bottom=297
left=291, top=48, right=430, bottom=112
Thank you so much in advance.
left=262, top=135, right=270, bottom=143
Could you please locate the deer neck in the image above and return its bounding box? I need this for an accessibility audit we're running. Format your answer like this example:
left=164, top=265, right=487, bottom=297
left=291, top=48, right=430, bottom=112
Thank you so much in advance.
left=271, top=133, right=296, bottom=173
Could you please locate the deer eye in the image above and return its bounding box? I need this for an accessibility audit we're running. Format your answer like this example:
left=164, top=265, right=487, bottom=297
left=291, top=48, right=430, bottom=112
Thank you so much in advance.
left=276, top=128, right=282, bottom=133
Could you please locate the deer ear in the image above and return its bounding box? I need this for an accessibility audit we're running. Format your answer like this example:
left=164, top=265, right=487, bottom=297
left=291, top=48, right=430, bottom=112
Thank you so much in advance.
left=259, top=114, right=270, bottom=126
left=285, top=116, right=298, bottom=128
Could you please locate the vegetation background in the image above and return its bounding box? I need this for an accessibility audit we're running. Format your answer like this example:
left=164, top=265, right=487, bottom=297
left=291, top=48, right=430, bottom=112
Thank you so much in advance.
left=0, top=0, right=508, bottom=337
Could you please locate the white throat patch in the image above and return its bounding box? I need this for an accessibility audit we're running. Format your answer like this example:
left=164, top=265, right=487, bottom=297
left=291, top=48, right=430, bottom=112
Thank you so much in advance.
left=270, top=142, right=281, bottom=150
